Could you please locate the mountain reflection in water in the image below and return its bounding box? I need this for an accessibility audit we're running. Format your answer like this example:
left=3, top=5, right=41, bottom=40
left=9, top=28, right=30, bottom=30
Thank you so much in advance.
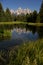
left=0, top=28, right=39, bottom=49
left=12, top=28, right=39, bottom=41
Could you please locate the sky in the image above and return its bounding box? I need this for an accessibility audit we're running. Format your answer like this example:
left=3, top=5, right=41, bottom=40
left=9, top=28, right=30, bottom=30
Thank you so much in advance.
left=0, top=0, right=42, bottom=12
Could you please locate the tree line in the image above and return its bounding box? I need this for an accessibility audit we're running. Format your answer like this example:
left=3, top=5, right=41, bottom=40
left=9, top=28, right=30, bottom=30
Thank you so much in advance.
left=0, top=1, right=43, bottom=23
left=0, top=3, right=13, bottom=22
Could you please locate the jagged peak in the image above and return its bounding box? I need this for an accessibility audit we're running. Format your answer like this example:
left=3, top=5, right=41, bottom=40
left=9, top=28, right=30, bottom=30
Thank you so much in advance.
left=10, top=7, right=32, bottom=15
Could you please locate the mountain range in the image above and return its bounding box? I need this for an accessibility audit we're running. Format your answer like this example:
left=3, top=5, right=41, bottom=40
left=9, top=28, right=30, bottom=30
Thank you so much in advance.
left=10, top=7, right=32, bottom=15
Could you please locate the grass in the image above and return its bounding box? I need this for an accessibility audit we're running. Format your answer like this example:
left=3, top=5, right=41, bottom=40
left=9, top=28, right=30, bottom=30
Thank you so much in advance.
left=15, top=38, right=43, bottom=65
left=0, top=30, right=11, bottom=40
left=4, top=30, right=11, bottom=36
left=0, top=31, right=43, bottom=65
left=0, top=21, right=43, bottom=26
left=7, top=38, right=43, bottom=65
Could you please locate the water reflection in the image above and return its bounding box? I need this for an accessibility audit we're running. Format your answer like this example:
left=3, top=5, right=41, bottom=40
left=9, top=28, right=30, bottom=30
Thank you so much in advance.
left=12, top=28, right=39, bottom=41
left=0, top=28, right=39, bottom=49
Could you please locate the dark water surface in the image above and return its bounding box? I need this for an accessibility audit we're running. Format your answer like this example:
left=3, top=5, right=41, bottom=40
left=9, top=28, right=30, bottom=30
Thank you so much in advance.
left=0, top=28, right=39, bottom=49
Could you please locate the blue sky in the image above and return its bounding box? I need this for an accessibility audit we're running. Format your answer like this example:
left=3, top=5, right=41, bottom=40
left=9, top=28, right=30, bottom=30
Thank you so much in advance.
left=0, top=0, right=42, bottom=12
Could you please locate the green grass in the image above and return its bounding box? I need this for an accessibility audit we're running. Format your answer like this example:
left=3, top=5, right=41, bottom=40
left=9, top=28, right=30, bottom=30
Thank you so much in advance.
left=13, top=38, right=43, bottom=65
left=0, top=21, right=43, bottom=26
left=4, top=30, right=11, bottom=36
left=0, top=30, right=11, bottom=40
left=0, top=37, right=43, bottom=65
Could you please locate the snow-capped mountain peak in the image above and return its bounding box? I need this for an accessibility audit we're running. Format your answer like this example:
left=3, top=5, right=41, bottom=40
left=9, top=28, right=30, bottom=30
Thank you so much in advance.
left=10, top=7, right=32, bottom=15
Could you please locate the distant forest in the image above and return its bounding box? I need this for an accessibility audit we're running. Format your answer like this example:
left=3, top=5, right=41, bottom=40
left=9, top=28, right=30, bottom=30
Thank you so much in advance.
left=0, top=1, right=43, bottom=23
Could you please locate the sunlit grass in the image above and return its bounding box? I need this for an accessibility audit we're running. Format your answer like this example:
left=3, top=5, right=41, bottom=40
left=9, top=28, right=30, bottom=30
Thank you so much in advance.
left=0, top=30, right=11, bottom=40
left=0, top=21, right=43, bottom=26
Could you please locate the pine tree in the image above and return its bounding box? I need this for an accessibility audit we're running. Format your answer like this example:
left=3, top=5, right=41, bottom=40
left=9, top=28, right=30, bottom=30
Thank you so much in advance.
left=5, top=8, right=12, bottom=22
left=36, top=14, right=40, bottom=23
left=38, top=1, right=43, bottom=37
left=32, top=10, right=37, bottom=23
left=0, top=3, right=6, bottom=22
left=39, top=0, right=43, bottom=23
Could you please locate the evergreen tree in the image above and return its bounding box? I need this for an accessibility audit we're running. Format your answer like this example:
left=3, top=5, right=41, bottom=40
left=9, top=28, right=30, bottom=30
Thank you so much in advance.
left=32, top=10, right=37, bottom=23
left=0, top=3, right=6, bottom=22
left=5, top=8, right=12, bottom=22
left=26, top=13, right=30, bottom=22
left=39, top=0, right=43, bottom=23
left=36, top=14, right=40, bottom=23
left=38, top=1, right=43, bottom=37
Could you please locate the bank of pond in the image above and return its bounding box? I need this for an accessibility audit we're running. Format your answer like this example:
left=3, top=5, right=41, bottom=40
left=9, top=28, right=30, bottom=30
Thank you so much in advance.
left=0, top=38, right=43, bottom=65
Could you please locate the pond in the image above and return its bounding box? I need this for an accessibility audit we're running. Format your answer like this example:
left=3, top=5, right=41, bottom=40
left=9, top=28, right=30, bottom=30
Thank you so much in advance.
left=12, top=28, right=39, bottom=41
left=0, top=28, right=39, bottom=49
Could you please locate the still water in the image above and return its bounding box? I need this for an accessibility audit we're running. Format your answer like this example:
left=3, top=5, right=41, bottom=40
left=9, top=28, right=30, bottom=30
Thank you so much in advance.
left=0, top=28, right=39, bottom=49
